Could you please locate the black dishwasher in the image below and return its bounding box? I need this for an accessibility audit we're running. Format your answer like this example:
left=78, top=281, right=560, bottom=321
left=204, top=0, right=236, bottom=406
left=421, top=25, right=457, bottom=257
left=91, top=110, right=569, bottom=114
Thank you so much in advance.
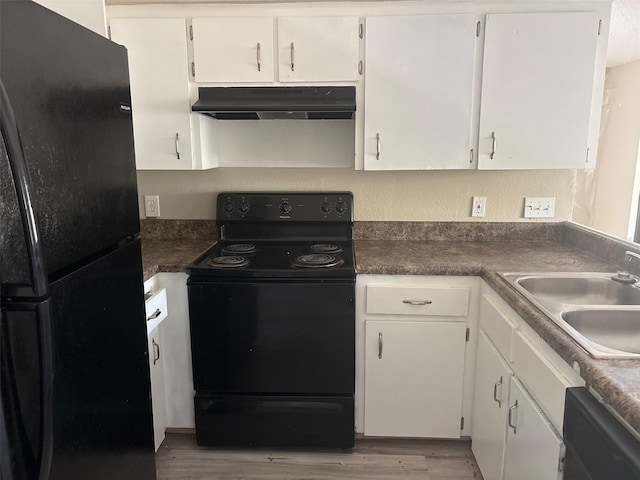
left=564, top=387, right=640, bottom=479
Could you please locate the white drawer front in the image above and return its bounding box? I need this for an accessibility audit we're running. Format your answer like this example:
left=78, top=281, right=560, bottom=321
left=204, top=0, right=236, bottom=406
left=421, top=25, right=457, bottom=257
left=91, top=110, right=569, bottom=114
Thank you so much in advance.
left=366, top=285, right=469, bottom=317
left=512, top=331, right=572, bottom=431
left=145, top=288, right=168, bottom=333
left=479, top=294, right=516, bottom=361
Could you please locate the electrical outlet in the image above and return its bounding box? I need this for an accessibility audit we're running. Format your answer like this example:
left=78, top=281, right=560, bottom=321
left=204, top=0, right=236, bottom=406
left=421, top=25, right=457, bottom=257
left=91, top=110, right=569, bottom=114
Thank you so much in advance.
left=471, top=196, right=487, bottom=218
left=524, top=197, right=555, bottom=218
left=144, top=195, right=161, bottom=218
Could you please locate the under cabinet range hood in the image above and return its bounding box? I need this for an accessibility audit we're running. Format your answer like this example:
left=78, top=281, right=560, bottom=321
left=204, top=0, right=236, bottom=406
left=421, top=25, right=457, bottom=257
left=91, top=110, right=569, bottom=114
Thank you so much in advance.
left=192, top=86, right=356, bottom=120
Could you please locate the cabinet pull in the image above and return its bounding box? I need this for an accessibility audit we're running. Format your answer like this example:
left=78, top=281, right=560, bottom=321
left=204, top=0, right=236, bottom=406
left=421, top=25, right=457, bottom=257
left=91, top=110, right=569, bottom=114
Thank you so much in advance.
left=508, top=400, right=518, bottom=434
left=147, top=308, right=161, bottom=321
left=290, top=42, right=295, bottom=72
left=152, top=339, right=160, bottom=365
left=490, top=131, right=496, bottom=159
left=175, top=132, right=181, bottom=160
left=378, top=332, right=383, bottom=359
left=402, top=300, right=433, bottom=306
left=493, top=377, right=503, bottom=407
left=376, top=133, right=381, bottom=160
left=256, top=42, right=261, bottom=72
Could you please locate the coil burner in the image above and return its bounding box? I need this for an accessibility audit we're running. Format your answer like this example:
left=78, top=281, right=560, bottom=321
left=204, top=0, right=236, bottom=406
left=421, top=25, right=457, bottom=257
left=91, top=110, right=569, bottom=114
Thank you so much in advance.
left=207, top=256, right=249, bottom=268
left=222, top=243, right=257, bottom=255
left=292, top=254, right=344, bottom=269
left=310, top=244, right=343, bottom=255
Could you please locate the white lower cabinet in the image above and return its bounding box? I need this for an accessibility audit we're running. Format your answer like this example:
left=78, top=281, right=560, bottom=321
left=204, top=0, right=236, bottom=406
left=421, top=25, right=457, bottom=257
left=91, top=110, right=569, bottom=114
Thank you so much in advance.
left=503, top=377, right=564, bottom=480
left=471, top=331, right=513, bottom=480
left=364, top=320, right=466, bottom=437
left=147, top=325, right=167, bottom=451
left=357, top=275, right=477, bottom=438
left=473, top=285, right=582, bottom=480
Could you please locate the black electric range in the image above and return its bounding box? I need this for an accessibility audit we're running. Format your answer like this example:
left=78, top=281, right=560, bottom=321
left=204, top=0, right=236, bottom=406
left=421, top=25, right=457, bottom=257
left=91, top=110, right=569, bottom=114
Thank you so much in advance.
left=187, top=192, right=356, bottom=448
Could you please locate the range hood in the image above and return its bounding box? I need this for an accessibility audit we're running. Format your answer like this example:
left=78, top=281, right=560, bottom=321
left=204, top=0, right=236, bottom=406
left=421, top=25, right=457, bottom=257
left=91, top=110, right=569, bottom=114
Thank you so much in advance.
left=192, top=86, right=356, bottom=120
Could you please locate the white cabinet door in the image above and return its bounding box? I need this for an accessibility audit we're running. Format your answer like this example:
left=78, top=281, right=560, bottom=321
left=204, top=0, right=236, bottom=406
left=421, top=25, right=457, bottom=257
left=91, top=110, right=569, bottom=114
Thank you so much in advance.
left=478, top=12, right=600, bottom=170
left=148, top=326, right=167, bottom=451
left=110, top=18, right=193, bottom=170
left=364, top=14, right=477, bottom=170
left=364, top=320, right=466, bottom=438
left=472, top=331, right=513, bottom=480
left=277, top=16, right=360, bottom=82
left=191, top=17, right=274, bottom=83
left=503, top=377, right=564, bottom=480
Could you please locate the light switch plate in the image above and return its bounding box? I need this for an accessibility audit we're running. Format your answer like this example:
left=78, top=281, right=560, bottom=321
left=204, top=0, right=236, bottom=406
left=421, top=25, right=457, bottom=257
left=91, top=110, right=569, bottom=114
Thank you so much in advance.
left=524, top=197, right=555, bottom=218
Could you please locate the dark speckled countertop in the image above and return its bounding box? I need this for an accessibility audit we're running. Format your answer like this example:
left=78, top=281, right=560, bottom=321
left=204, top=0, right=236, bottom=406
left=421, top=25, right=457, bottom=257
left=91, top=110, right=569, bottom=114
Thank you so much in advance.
left=140, top=224, right=640, bottom=434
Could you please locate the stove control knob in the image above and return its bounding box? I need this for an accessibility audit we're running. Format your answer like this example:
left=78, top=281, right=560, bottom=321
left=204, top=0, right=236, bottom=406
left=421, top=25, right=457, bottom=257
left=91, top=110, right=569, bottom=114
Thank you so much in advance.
left=321, top=201, right=332, bottom=214
left=223, top=201, right=235, bottom=214
left=238, top=201, right=250, bottom=214
left=279, top=201, right=292, bottom=216
left=335, top=201, right=347, bottom=214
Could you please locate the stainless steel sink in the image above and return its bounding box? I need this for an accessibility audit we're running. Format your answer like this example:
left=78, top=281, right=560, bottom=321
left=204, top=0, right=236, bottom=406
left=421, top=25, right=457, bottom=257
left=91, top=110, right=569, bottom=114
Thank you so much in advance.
left=561, top=309, right=640, bottom=355
left=516, top=275, right=640, bottom=306
left=501, top=272, right=640, bottom=359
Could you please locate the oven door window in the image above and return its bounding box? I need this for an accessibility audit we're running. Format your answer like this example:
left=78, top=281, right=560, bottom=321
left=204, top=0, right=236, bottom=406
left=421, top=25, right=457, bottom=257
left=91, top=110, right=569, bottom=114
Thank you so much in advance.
left=188, top=280, right=355, bottom=395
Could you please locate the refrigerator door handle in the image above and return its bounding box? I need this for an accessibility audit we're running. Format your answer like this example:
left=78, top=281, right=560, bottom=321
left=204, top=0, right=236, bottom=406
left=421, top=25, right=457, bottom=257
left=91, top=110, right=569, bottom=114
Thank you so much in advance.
left=1, top=80, right=54, bottom=480
left=0, top=80, right=49, bottom=299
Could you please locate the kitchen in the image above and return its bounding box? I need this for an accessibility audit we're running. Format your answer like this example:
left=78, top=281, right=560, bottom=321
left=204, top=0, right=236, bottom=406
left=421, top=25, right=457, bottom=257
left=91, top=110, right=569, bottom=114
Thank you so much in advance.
left=2, top=0, right=640, bottom=478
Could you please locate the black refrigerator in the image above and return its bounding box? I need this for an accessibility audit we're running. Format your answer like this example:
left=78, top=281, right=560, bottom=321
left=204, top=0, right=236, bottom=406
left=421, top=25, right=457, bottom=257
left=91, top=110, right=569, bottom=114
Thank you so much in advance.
left=0, top=1, right=156, bottom=479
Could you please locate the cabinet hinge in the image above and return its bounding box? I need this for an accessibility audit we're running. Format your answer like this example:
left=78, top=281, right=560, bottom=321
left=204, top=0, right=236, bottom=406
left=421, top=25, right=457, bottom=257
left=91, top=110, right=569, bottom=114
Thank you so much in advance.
left=358, top=60, right=363, bottom=75
left=476, top=21, right=481, bottom=37
left=191, top=62, right=196, bottom=77
left=598, top=19, right=602, bottom=36
left=107, top=25, right=111, bottom=40
left=558, top=455, right=565, bottom=473
left=586, top=147, right=590, bottom=164
left=189, top=25, right=194, bottom=41
left=465, top=327, right=470, bottom=342
left=359, top=23, right=363, bottom=39
left=469, top=149, right=474, bottom=164
left=460, top=417, right=465, bottom=430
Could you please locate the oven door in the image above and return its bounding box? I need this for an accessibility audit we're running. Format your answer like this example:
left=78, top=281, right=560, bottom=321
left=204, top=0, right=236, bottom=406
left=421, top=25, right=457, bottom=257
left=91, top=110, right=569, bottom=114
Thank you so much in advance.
left=187, top=278, right=355, bottom=395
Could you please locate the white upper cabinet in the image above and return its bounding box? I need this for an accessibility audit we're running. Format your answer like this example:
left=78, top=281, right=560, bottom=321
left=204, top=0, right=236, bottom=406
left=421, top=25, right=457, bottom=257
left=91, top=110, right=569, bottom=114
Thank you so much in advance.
left=191, top=17, right=274, bottom=83
left=364, top=14, right=477, bottom=170
left=478, top=12, right=600, bottom=170
left=110, top=17, right=194, bottom=170
left=277, top=16, right=360, bottom=82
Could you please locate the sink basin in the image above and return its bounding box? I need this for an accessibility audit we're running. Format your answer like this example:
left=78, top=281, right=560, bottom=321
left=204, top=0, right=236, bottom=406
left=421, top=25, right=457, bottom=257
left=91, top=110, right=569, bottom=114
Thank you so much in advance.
left=562, top=309, right=640, bottom=355
left=501, top=272, right=640, bottom=359
left=516, top=275, right=640, bottom=306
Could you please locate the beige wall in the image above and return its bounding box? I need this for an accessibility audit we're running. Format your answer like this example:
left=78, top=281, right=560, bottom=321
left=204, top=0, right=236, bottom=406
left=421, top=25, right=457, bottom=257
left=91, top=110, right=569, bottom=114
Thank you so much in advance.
left=573, top=61, right=640, bottom=239
left=136, top=168, right=575, bottom=221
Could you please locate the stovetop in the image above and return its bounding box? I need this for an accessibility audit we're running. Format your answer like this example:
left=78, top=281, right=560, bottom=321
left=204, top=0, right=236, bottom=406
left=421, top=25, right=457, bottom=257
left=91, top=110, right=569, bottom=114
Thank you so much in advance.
left=188, top=240, right=356, bottom=279
left=188, top=192, right=355, bottom=279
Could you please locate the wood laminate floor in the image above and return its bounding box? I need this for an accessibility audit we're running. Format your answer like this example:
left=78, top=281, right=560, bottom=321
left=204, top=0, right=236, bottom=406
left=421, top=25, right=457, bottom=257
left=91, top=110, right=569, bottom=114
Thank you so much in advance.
left=156, top=433, right=484, bottom=480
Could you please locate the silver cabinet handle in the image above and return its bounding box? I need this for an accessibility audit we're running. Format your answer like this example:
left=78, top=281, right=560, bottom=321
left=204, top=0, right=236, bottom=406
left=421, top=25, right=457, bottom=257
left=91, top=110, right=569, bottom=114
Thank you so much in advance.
left=147, top=308, right=161, bottom=321
left=402, top=300, right=433, bottom=306
left=378, top=332, right=383, bottom=359
left=490, top=131, right=496, bottom=159
left=508, top=400, right=518, bottom=434
left=376, top=133, right=381, bottom=160
left=290, top=42, right=295, bottom=71
left=152, top=338, right=160, bottom=365
left=256, top=42, right=261, bottom=72
left=493, top=377, right=503, bottom=407
left=175, top=132, right=180, bottom=160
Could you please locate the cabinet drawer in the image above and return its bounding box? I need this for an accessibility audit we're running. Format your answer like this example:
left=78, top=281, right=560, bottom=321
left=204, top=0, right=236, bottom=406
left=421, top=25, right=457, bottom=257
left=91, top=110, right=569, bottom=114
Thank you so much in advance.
left=366, top=285, right=469, bottom=317
left=512, top=331, right=572, bottom=431
left=145, top=288, right=168, bottom=333
left=479, top=294, right=515, bottom=361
